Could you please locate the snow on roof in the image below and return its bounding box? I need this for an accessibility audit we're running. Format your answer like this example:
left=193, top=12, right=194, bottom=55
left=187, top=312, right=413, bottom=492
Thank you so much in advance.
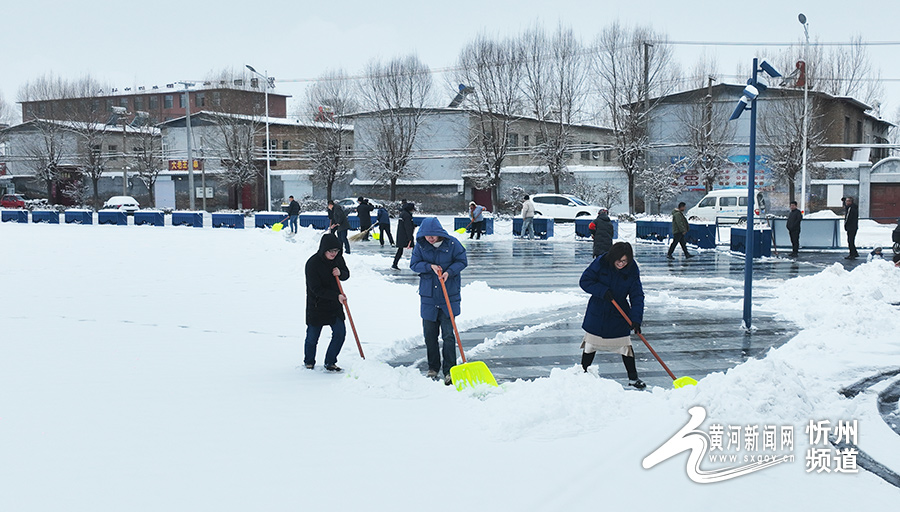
left=350, top=178, right=463, bottom=186
left=158, top=111, right=352, bottom=130
left=499, top=165, right=624, bottom=174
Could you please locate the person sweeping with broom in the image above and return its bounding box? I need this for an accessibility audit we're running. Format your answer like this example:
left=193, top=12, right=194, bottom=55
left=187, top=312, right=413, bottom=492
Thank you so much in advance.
left=410, top=217, right=467, bottom=386
left=303, top=233, right=350, bottom=372
left=579, top=241, right=646, bottom=390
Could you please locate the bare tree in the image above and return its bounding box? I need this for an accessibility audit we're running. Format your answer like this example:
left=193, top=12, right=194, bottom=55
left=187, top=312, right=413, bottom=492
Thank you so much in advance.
left=131, top=123, right=165, bottom=207
left=593, top=23, right=678, bottom=213
left=454, top=33, right=524, bottom=211
left=21, top=120, right=73, bottom=203
left=637, top=160, right=683, bottom=215
left=72, top=120, right=111, bottom=210
left=758, top=91, right=828, bottom=203
left=675, top=79, right=736, bottom=192
left=520, top=24, right=587, bottom=194
left=212, top=113, right=262, bottom=209
left=357, top=55, right=433, bottom=201
left=0, top=92, right=17, bottom=125
left=305, top=69, right=357, bottom=202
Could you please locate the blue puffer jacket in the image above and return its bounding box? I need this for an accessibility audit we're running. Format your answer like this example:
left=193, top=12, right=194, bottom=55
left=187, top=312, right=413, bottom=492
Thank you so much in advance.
left=410, top=217, right=468, bottom=321
left=579, top=253, right=644, bottom=338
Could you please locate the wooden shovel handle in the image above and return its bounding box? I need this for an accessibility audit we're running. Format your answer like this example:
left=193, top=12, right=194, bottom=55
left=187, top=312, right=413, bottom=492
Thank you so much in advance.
left=439, top=274, right=467, bottom=363
left=335, top=275, right=365, bottom=359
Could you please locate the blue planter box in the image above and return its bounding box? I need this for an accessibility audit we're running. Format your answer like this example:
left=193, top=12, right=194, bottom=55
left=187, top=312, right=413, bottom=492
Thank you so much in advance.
left=512, top=218, right=555, bottom=239
left=298, top=214, right=331, bottom=230
left=134, top=211, right=165, bottom=226
left=730, top=227, right=772, bottom=258
left=636, top=220, right=671, bottom=241
left=574, top=218, right=618, bottom=239
left=636, top=220, right=716, bottom=249
left=32, top=211, right=60, bottom=224
left=172, top=212, right=203, bottom=227
left=2, top=210, right=29, bottom=223
left=98, top=211, right=128, bottom=225
left=685, top=224, right=717, bottom=249
left=212, top=213, right=244, bottom=228
left=64, top=210, right=93, bottom=225
left=256, top=213, right=288, bottom=228
left=454, top=217, right=494, bottom=235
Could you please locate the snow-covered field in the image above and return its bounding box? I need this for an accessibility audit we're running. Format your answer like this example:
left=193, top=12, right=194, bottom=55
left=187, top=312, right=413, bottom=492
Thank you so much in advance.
left=1, top=217, right=899, bottom=511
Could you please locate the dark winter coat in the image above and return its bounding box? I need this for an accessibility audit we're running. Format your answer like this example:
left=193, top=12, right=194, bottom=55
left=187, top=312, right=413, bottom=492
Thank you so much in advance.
left=305, top=234, right=349, bottom=326
left=589, top=211, right=614, bottom=257
left=844, top=202, right=859, bottom=232
left=395, top=204, right=416, bottom=248
left=580, top=253, right=644, bottom=339
left=287, top=200, right=301, bottom=216
left=376, top=207, right=391, bottom=226
left=357, top=201, right=374, bottom=229
left=329, top=203, right=349, bottom=232
left=410, top=217, right=468, bottom=321
left=892, top=219, right=900, bottom=244
left=671, top=208, right=689, bottom=235
left=786, top=209, right=802, bottom=233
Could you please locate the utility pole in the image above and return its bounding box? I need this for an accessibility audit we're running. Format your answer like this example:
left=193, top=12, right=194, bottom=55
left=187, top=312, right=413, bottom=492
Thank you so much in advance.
left=799, top=13, right=810, bottom=214
left=181, top=82, right=195, bottom=210
left=704, top=75, right=715, bottom=192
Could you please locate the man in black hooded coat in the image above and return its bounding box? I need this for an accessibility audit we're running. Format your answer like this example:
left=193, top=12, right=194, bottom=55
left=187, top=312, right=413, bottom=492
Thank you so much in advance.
left=304, top=233, right=350, bottom=371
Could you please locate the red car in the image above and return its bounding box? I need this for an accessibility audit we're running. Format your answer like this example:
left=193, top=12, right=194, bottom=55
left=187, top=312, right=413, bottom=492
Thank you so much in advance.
left=0, top=194, right=26, bottom=208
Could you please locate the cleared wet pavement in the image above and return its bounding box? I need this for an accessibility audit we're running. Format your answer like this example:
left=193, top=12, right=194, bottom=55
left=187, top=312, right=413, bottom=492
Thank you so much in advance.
left=353, top=235, right=868, bottom=388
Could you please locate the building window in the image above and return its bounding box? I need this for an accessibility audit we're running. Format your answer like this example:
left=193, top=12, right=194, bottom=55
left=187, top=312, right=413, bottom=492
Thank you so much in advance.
left=91, top=99, right=100, bottom=112
left=507, top=133, right=519, bottom=148
left=196, top=93, right=205, bottom=107
left=179, top=93, right=186, bottom=109
left=523, top=135, right=530, bottom=147
left=212, top=91, right=221, bottom=107
left=119, top=97, right=129, bottom=109
left=282, top=140, right=290, bottom=152
left=164, top=95, right=173, bottom=109
left=856, top=120, right=863, bottom=144
left=843, top=116, right=851, bottom=144
left=581, top=141, right=591, bottom=161
left=149, top=96, right=159, bottom=110
left=134, top=97, right=144, bottom=111
left=108, top=144, right=118, bottom=160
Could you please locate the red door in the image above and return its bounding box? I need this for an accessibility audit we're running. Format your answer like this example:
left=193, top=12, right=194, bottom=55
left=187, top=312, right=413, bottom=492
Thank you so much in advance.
left=472, top=188, right=493, bottom=212
left=241, top=185, right=253, bottom=210
left=870, top=184, right=900, bottom=223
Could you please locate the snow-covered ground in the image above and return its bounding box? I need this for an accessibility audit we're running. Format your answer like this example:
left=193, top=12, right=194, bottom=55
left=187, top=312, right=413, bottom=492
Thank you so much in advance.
left=1, top=216, right=899, bottom=510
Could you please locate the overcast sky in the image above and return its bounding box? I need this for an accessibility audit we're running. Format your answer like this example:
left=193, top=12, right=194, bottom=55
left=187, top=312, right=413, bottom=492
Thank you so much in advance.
left=5, top=0, right=900, bottom=122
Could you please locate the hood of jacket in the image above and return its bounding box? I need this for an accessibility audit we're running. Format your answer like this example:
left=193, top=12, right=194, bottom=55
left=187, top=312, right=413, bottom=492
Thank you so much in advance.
left=317, top=233, right=343, bottom=257
left=595, top=210, right=610, bottom=222
left=416, top=217, right=450, bottom=240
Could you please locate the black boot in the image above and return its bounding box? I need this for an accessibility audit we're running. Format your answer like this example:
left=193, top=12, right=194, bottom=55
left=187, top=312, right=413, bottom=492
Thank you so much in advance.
left=581, top=351, right=595, bottom=372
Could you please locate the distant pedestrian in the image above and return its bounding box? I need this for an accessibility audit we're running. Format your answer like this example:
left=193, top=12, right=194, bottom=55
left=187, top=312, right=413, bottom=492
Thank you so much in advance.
left=376, top=205, right=394, bottom=247
left=666, top=202, right=693, bottom=260
left=521, top=195, right=536, bottom=240
left=356, top=197, right=375, bottom=241
left=579, top=241, right=646, bottom=390
left=843, top=196, right=859, bottom=259
left=867, top=247, right=884, bottom=262
left=892, top=218, right=900, bottom=255
left=410, top=217, right=468, bottom=385
left=392, top=202, right=416, bottom=270
left=589, top=208, right=614, bottom=258
left=786, top=200, right=802, bottom=257
left=893, top=253, right=900, bottom=267
left=468, top=201, right=486, bottom=239
left=327, top=200, right=351, bottom=254
left=286, top=195, right=300, bottom=234
left=303, top=233, right=349, bottom=372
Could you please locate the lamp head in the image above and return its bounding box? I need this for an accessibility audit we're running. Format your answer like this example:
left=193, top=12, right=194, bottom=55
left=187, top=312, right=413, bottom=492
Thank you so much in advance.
left=759, top=60, right=783, bottom=78
left=245, top=64, right=257, bottom=73
left=729, top=97, right=749, bottom=121
left=798, top=13, right=807, bottom=24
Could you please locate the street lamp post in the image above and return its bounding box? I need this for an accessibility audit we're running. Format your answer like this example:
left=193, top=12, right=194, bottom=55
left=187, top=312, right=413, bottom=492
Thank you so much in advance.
left=799, top=13, right=810, bottom=214
left=177, top=82, right=196, bottom=210
left=112, top=106, right=132, bottom=196
left=245, top=64, right=272, bottom=212
left=730, top=58, right=782, bottom=331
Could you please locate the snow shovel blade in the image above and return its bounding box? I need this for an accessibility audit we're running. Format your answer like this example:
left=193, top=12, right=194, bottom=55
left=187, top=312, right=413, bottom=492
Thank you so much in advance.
left=673, top=376, right=698, bottom=388
left=450, top=361, right=498, bottom=391
left=454, top=227, right=467, bottom=234
left=272, top=223, right=284, bottom=232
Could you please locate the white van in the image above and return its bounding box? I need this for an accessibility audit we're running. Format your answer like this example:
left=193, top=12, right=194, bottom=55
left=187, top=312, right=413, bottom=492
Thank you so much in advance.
left=686, top=189, right=766, bottom=223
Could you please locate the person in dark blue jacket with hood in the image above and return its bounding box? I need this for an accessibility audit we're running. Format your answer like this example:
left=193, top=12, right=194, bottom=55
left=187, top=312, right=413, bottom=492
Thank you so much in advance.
left=579, top=241, right=646, bottom=389
left=409, top=217, right=468, bottom=385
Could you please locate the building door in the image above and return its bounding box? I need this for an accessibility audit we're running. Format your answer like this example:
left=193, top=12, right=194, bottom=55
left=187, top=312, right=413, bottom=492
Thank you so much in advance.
left=241, top=184, right=254, bottom=210
left=155, top=180, right=176, bottom=209
left=870, top=183, right=900, bottom=223
left=473, top=188, right=493, bottom=212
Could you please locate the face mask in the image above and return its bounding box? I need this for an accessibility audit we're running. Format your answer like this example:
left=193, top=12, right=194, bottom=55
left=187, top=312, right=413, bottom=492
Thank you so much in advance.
left=432, top=240, right=443, bottom=247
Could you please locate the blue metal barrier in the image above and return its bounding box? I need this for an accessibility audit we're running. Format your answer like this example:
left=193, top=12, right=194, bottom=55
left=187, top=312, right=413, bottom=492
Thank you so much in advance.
left=98, top=211, right=127, bottom=225
left=454, top=217, right=494, bottom=235
left=212, top=213, right=244, bottom=228
left=255, top=213, right=288, bottom=228
left=172, top=212, right=203, bottom=227
left=512, top=217, right=555, bottom=239
left=730, top=227, right=772, bottom=258
left=64, top=210, right=93, bottom=225
left=32, top=211, right=60, bottom=224
left=574, top=218, right=618, bottom=239
left=134, top=211, right=165, bottom=226
left=2, top=210, right=29, bottom=223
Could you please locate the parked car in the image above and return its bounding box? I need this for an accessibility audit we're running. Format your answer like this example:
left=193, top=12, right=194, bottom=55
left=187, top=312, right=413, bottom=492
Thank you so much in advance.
left=530, top=193, right=602, bottom=221
left=686, top=189, right=766, bottom=224
left=102, top=195, right=141, bottom=213
left=335, top=197, right=386, bottom=214
left=1, top=194, right=27, bottom=209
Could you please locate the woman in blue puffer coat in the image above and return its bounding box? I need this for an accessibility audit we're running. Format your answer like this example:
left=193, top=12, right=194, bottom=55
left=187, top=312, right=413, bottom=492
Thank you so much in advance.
left=579, top=241, right=646, bottom=389
left=409, top=217, right=468, bottom=385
